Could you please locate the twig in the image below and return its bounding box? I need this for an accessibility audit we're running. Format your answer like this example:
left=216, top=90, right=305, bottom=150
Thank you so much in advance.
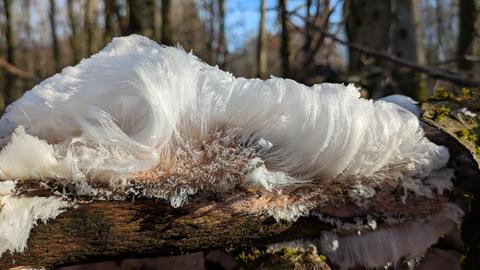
left=290, top=12, right=480, bottom=87
left=0, top=59, right=39, bottom=82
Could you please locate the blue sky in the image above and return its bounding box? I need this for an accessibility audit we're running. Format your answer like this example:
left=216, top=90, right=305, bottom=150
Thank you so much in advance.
left=30, top=0, right=343, bottom=53
left=224, top=0, right=343, bottom=52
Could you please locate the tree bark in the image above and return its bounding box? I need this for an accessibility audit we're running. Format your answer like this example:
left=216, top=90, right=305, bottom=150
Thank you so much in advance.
left=161, top=0, right=173, bottom=45
left=457, top=0, right=478, bottom=71
left=3, top=0, right=22, bottom=105
left=49, top=0, right=61, bottom=72
left=0, top=193, right=331, bottom=270
left=257, top=0, right=268, bottom=79
left=85, top=0, right=98, bottom=55
left=344, top=0, right=391, bottom=73
left=389, top=0, right=426, bottom=99
left=205, top=0, right=216, bottom=64
left=128, top=0, right=156, bottom=40
left=67, top=0, right=81, bottom=64
left=279, top=0, right=290, bottom=78
left=21, top=0, right=33, bottom=76
left=217, top=0, right=227, bottom=69
left=104, top=0, right=119, bottom=44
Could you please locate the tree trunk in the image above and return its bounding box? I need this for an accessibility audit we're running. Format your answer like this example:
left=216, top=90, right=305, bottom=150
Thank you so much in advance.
left=49, top=0, right=61, bottom=72
left=343, top=0, right=391, bottom=97
left=344, top=0, right=391, bottom=73
left=217, top=0, right=227, bottom=69
left=3, top=0, right=21, bottom=105
left=205, top=0, right=216, bottom=64
left=104, top=0, right=119, bottom=44
left=128, top=0, right=156, bottom=39
left=85, top=0, right=98, bottom=55
left=279, top=0, right=290, bottom=78
left=0, top=186, right=332, bottom=270
left=67, top=0, right=81, bottom=64
left=389, top=0, right=426, bottom=99
left=161, top=0, right=173, bottom=45
left=475, top=0, right=480, bottom=74
left=457, top=0, right=477, bottom=70
left=257, top=0, right=268, bottom=79
left=21, top=0, right=33, bottom=75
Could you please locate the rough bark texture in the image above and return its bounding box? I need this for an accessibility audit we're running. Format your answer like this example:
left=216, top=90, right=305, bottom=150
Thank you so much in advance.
left=344, top=0, right=391, bottom=73
left=389, top=0, right=426, bottom=99
left=0, top=197, right=331, bottom=270
left=420, top=92, right=480, bottom=269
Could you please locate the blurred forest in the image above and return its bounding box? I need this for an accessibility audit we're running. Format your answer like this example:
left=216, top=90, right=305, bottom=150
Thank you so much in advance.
left=0, top=0, right=478, bottom=116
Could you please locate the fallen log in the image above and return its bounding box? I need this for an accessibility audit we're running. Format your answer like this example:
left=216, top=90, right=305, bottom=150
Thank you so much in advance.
left=0, top=97, right=479, bottom=270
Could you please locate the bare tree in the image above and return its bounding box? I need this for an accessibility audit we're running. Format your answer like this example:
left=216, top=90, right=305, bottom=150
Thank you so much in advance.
left=279, top=0, right=290, bottom=77
left=205, top=0, right=216, bottom=64
left=344, top=0, right=391, bottom=73
left=85, top=0, right=99, bottom=55
left=217, top=0, right=227, bottom=68
left=257, top=0, right=268, bottom=79
left=457, top=0, right=477, bottom=70
left=390, top=0, right=426, bottom=99
left=22, top=0, right=33, bottom=74
left=303, top=0, right=313, bottom=67
left=67, top=0, right=81, bottom=64
left=4, top=0, right=21, bottom=104
left=161, top=0, right=173, bottom=45
left=300, top=0, right=331, bottom=79
left=128, top=0, right=156, bottom=39
left=49, top=0, right=61, bottom=72
left=104, top=0, right=120, bottom=44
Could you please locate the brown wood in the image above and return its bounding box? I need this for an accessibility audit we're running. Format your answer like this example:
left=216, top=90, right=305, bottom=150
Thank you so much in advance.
left=0, top=196, right=331, bottom=270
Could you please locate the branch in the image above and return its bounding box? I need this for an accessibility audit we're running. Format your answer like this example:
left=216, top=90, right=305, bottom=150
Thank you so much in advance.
left=290, top=12, right=480, bottom=87
left=0, top=59, right=39, bottom=82
left=0, top=191, right=331, bottom=270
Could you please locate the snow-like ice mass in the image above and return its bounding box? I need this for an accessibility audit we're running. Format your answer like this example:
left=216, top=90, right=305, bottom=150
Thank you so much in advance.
left=0, top=35, right=460, bottom=269
left=0, top=35, right=449, bottom=192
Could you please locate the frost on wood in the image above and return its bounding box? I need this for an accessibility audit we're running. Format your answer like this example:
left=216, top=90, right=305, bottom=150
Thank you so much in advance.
left=0, top=35, right=462, bottom=268
left=0, top=181, right=68, bottom=256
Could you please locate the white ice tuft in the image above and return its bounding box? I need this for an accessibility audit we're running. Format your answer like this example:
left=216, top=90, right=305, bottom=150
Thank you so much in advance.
left=319, top=203, right=463, bottom=269
left=379, top=94, right=421, bottom=117
left=0, top=35, right=450, bottom=195
left=0, top=181, right=69, bottom=256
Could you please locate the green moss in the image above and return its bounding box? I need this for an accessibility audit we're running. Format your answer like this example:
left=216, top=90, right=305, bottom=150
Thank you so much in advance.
left=235, top=247, right=329, bottom=269
left=432, top=87, right=451, bottom=100
left=431, top=105, right=452, bottom=121
left=460, top=88, right=472, bottom=99
left=281, top=247, right=298, bottom=257
left=457, top=128, right=479, bottom=143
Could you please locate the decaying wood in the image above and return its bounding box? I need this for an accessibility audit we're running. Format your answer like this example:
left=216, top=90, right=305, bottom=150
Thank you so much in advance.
left=0, top=100, right=479, bottom=270
left=0, top=196, right=331, bottom=270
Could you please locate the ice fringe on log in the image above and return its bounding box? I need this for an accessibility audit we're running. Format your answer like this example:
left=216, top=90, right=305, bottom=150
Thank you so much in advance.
left=0, top=35, right=477, bottom=269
